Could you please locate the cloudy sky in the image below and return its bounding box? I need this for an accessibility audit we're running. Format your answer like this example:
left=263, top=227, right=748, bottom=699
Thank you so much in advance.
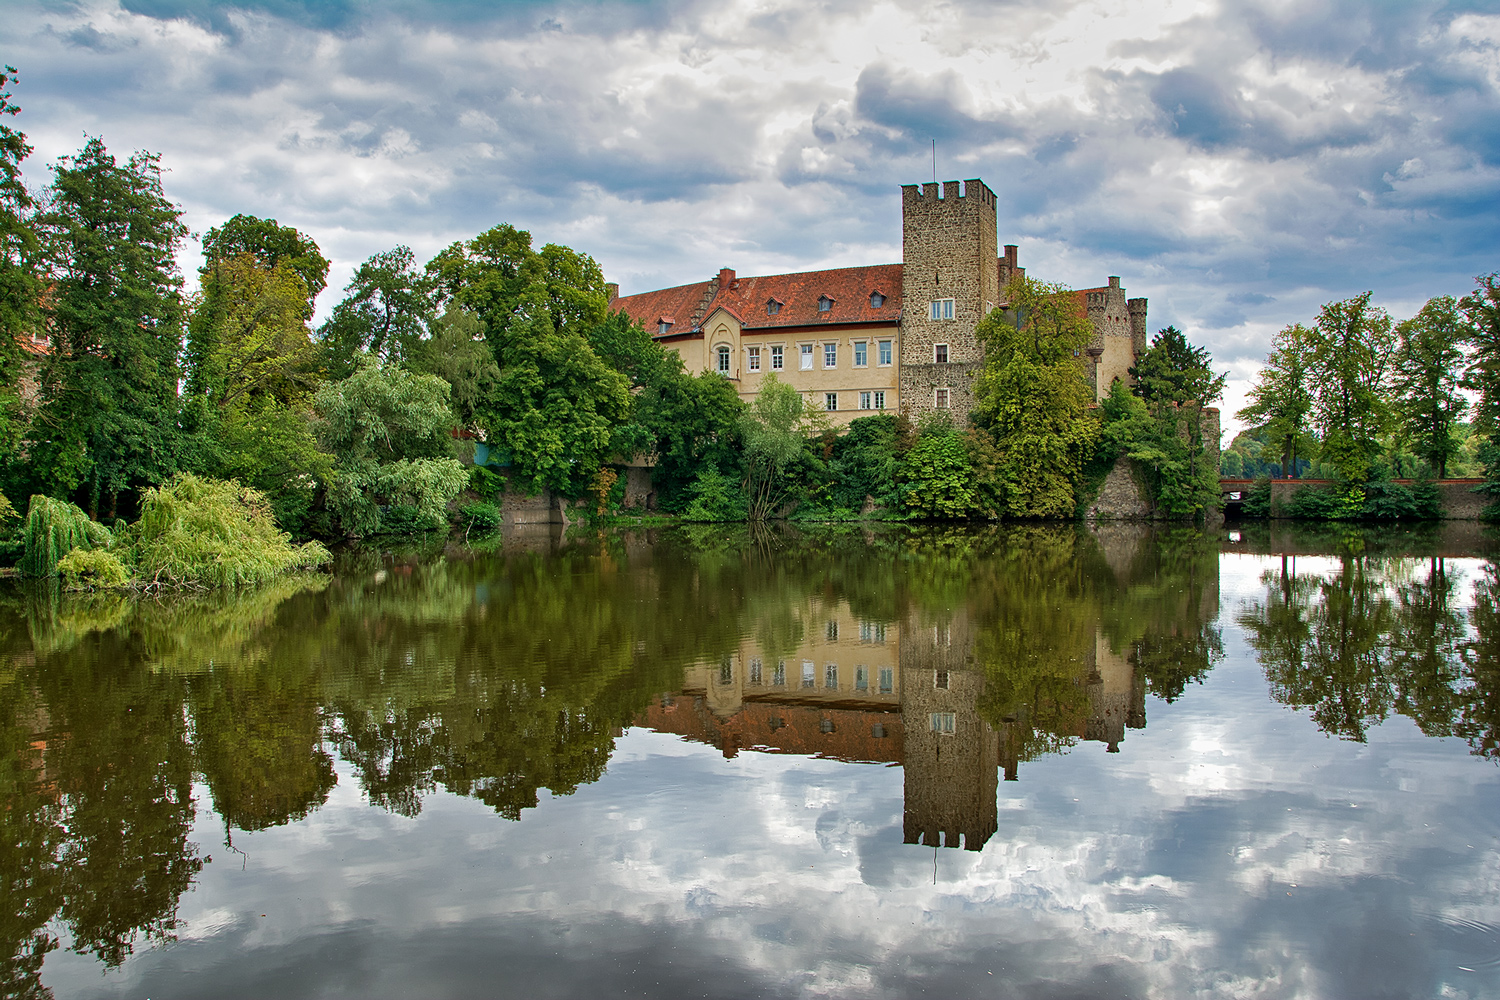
left=5, top=0, right=1500, bottom=424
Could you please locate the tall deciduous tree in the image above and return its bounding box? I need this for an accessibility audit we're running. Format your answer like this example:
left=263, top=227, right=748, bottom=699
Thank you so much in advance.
left=29, top=138, right=188, bottom=518
left=740, top=374, right=809, bottom=519
left=1308, top=292, right=1395, bottom=483
left=427, top=225, right=628, bottom=495
left=1462, top=273, right=1500, bottom=499
left=318, top=245, right=435, bottom=379
left=1236, top=323, right=1316, bottom=478
left=972, top=276, right=1098, bottom=518
left=0, top=67, right=41, bottom=496
left=1391, top=296, right=1468, bottom=478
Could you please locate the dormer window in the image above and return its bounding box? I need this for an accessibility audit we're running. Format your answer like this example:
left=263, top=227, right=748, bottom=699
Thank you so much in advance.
left=869, top=291, right=885, bottom=308
left=817, top=295, right=833, bottom=313
left=767, top=299, right=782, bottom=316
left=657, top=315, right=674, bottom=335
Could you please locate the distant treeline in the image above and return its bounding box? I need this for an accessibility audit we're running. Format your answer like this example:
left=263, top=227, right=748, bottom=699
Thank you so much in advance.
left=1226, top=282, right=1500, bottom=519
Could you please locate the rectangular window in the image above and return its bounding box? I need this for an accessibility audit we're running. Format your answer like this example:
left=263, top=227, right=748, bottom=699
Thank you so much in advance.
left=826, top=621, right=839, bottom=641
left=855, top=666, right=869, bottom=691
left=750, top=658, right=763, bottom=684
left=747, top=347, right=760, bottom=371
left=930, top=298, right=955, bottom=320
left=934, top=343, right=948, bottom=364
left=825, top=393, right=838, bottom=411
left=854, top=341, right=868, bottom=366
left=825, top=664, right=838, bottom=689
left=935, top=388, right=950, bottom=409
left=719, top=657, right=733, bottom=684
left=800, top=344, right=814, bottom=370
left=823, top=343, right=837, bottom=368
left=802, top=660, right=816, bottom=688
left=930, top=712, right=956, bottom=734
left=873, top=390, right=885, bottom=410
left=773, top=660, right=786, bottom=686
left=878, top=667, right=893, bottom=694
left=878, top=340, right=892, bottom=365
left=871, top=723, right=887, bottom=738
left=859, top=391, right=872, bottom=410
left=935, top=670, right=949, bottom=690
left=717, top=346, right=731, bottom=373
left=771, top=345, right=784, bottom=370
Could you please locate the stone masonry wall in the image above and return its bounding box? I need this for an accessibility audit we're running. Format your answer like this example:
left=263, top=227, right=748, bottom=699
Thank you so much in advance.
left=899, top=179, right=998, bottom=426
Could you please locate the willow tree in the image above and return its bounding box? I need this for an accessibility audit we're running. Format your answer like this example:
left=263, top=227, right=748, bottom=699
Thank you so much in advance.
left=971, top=276, right=1098, bottom=518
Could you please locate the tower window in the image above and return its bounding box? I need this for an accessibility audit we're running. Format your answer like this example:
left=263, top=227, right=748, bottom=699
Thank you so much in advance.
left=767, top=299, right=782, bottom=315
left=934, top=343, right=948, bottom=363
left=817, top=295, right=833, bottom=312
left=935, top=388, right=950, bottom=409
left=870, top=292, right=885, bottom=308
left=930, top=712, right=956, bottom=734
left=717, top=345, right=731, bottom=373
left=929, top=298, right=955, bottom=321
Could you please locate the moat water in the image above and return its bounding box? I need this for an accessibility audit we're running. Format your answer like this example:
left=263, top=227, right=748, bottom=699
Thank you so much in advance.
left=4, top=521, right=1500, bottom=1000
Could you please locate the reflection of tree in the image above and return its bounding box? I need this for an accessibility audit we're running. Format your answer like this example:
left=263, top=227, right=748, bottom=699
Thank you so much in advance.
left=1240, top=554, right=1500, bottom=754
left=0, top=679, right=62, bottom=1000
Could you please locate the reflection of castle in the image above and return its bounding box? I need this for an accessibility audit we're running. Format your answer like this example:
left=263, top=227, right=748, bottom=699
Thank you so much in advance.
left=637, top=600, right=1147, bottom=852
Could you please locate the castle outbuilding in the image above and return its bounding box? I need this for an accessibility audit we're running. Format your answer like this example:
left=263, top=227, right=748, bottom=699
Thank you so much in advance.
left=609, top=178, right=1146, bottom=427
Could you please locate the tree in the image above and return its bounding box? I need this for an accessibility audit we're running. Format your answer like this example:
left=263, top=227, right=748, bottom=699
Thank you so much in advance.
left=187, top=255, right=320, bottom=409
left=1308, top=292, right=1395, bottom=483
left=199, top=214, right=329, bottom=312
left=1462, top=273, right=1500, bottom=502
left=904, top=419, right=976, bottom=518
left=313, top=357, right=468, bottom=535
left=971, top=276, right=1099, bottom=517
left=28, top=138, right=188, bottom=519
left=427, top=225, right=628, bottom=495
left=740, top=374, right=809, bottom=519
left=1128, top=325, right=1226, bottom=409
left=1391, top=296, right=1468, bottom=478
left=318, top=245, right=435, bottom=380
left=0, top=67, right=41, bottom=490
left=403, top=307, right=499, bottom=432
left=1236, top=323, right=1316, bottom=479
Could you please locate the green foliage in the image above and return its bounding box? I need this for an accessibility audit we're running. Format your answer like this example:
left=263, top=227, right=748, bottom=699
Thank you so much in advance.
left=682, top=468, right=748, bottom=522
left=1236, top=323, right=1317, bottom=478
left=199, top=213, right=329, bottom=311
left=469, top=465, right=504, bottom=500
left=1241, top=476, right=1273, bottom=517
left=740, top=374, right=809, bottom=519
left=58, top=548, right=130, bottom=590
left=126, top=474, right=330, bottom=588
left=1309, top=292, right=1396, bottom=482
left=1272, top=479, right=1438, bottom=521
left=457, top=501, right=503, bottom=531
left=29, top=137, right=189, bottom=514
left=1098, top=379, right=1220, bottom=517
left=0, top=68, right=41, bottom=486
left=1129, top=325, right=1227, bottom=408
left=903, top=421, right=976, bottom=519
left=19, top=494, right=112, bottom=577
left=972, top=276, right=1099, bottom=517
left=403, top=308, right=499, bottom=431
left=1391, top=296, right=1469, bottom=478
left=640, top=369, right=745, bottom=510
left=318, top=245, right=436, bottom=380
left=1461, top=273, right=1500, bottom=502
left=198, top=397, right=332, bottom=534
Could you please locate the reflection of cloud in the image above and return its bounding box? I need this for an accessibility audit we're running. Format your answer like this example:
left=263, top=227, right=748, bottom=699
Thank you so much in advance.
left=5, top=0, right=1500, bottom=437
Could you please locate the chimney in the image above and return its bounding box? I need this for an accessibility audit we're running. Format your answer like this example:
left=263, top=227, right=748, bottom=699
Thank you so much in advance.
left=1108, top=276, right=1120, bottom=290
left=605, top=282, right=619, bottom=302
left=1004, top=245, right=1018, bottom=268
left=718, top=268, right=736, bottom=288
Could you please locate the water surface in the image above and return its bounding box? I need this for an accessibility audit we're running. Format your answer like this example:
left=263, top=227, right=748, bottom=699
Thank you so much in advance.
left=4, top=522, right=1500, bottom=999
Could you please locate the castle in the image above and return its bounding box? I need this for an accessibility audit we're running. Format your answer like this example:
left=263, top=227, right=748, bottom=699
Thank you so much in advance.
left=609, top=178, right=1149, bottom=426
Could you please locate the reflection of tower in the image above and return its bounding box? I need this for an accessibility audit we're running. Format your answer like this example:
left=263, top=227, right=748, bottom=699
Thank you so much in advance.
left=1084, top=631, right=1145, bottom=752
left=899, top=612, right=998, bottom=852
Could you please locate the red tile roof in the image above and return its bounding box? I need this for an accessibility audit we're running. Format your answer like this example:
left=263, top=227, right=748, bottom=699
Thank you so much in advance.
left=611, top=263, right=904, bottom=338
left=638, top=696, right=904, bottom=763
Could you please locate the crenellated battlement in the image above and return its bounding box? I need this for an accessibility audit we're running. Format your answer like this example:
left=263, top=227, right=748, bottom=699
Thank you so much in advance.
left=901, top=178, right=997, bottom=210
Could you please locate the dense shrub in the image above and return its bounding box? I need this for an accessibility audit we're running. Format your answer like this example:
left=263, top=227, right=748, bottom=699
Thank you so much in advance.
left=682, top=468, right=748, bottom=522
left=58, top=548, right=131, bottom=589
left=457, top=501, right=503, bottom=531
left=126, top=474, right=330, bottom=587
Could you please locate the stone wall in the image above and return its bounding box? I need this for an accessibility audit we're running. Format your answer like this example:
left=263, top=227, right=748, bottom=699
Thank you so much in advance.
left=899, top=179, right=998, bottom=426
left=1086, top=458, right=1155, bottom=520
left=622, top=466, right=655, bottom=509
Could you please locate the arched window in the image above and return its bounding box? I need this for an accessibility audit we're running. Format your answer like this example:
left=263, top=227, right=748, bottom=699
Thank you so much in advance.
left=716, top=345, right=731, bottom=373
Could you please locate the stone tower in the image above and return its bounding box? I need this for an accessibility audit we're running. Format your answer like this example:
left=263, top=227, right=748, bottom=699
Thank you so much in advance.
left=899, top=179, right=999, bottom=426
